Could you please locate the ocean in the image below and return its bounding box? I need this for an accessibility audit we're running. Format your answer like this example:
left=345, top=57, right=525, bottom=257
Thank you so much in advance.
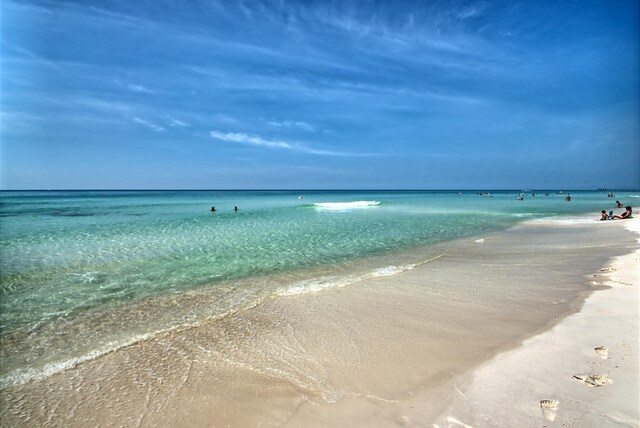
left=0, top=189, right=635, bottom=388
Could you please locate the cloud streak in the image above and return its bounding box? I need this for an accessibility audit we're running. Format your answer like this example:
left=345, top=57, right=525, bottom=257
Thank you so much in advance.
left=167, top=116, right=188, bottom=127
left=210, top=130, right=369, bottom=157
left=210, top=131, right=292, bottom=149
left=128, top=84, right=153, bottom=93
left=267, top=120, right=315, bottom=132
left=133, top=117, right=165, bottom=132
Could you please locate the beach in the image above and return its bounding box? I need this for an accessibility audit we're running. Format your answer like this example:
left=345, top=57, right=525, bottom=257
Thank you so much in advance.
left=3, top=0, right=639, bottom=425
left=433, top=217, right=640, bottom=428
left=1, top=192, right=638, bottom=427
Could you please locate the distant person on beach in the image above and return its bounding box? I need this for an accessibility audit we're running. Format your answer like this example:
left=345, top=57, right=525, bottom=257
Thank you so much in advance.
left=600, top=210, right=609, bottom=220
left=210, top=206, right=216, bottom=212
left=234, top=206, right=239, bottom=213
left=565, top=194, right=571, bottom=201
left=611, top=206, right=632, bottom=220
left=616, top=200, right=623, bottom=208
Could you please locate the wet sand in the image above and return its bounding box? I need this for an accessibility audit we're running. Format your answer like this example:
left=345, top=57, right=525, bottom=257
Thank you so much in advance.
left=433, top=217, right=640, bottom=428
left=1, top=218, right=637, bottom=427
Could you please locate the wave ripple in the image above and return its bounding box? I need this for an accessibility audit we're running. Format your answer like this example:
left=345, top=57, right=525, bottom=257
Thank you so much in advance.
left=313, top=201, right=381, bottom=211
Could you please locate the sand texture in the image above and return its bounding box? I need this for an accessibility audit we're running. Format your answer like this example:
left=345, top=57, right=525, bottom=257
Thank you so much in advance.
left=1, top=218, right=638, bottom=427
left=433, top=217, right=640, bottom=427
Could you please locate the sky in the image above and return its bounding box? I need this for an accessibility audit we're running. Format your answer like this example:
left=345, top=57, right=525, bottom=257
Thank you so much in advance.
left=0, top=0, right=638, bottom=190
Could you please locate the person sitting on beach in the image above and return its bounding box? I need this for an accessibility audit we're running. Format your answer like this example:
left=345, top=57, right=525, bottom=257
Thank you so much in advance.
left=600, top=210, right=609, bottom=220
left=616, top=200, right=623, bottom=208
left=611, top=206, right=632, bottom=220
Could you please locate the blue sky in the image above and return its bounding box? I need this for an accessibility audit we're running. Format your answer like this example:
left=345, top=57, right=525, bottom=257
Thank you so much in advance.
left=1, top=0, right=638, bottom=189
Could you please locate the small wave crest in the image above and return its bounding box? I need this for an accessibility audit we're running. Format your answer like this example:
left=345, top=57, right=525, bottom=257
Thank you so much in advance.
left=0, top=331, right=158, bottom=389
left=0, top=301, right=261, bottom=389
left=276, top=255, right=445, bottom=297
left=531, top=215, right=599, bottom=225
left=276, top=264, right=415, bottom=296
left=313, top=201, right=381, bottom=211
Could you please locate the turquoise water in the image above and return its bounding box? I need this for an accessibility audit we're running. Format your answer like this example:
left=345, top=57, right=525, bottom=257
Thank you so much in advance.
left=0, top=190, right=636, bottom=386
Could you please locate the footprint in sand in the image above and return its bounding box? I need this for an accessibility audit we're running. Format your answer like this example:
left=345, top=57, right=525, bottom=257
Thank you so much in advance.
left=600, top=267, right=616, bottom=272
left=572, top=373, right=612, bottom=387
left=540, top=399, right=559, bottom=422
left=588, top=374, right=612, bottom=386
left=594, top=346, right=608, bottom=359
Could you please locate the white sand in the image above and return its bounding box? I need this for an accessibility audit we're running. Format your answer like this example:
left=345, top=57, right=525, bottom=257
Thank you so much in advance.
left=2, top=217, right=637, bottom=427
left=434, top=217, right=640, bottom=428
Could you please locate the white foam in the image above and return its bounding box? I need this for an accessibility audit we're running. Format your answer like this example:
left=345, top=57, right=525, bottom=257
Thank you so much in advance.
left=277, top=263, right=416, bottom=296
left=531, top=215, right=599, bottom=225
left=276, top=276, right=353, bottom=296
left=0, top=331, right=158, bottom=388
left=0, top=305, right=247, bottom=388
left=313, top=201, right=381, bottom=211
left=370, top=264, right=416, bottom=277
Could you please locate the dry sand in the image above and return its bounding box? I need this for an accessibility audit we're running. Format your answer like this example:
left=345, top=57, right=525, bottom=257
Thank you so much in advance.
left=433, top=217, right=640, bottom=428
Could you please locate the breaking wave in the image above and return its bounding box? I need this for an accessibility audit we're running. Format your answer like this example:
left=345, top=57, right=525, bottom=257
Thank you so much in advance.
left=313, top=201, right=381, bottom=211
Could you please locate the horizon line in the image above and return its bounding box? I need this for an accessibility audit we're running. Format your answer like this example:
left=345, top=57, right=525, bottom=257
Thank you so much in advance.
left=1, top=188, right=638, bottom=192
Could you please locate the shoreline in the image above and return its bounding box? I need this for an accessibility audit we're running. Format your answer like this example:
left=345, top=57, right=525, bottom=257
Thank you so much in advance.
left=0, top=210, right=548, bottom=389
left=1, top=216, right=638, bottom=426
left=433, top=217, right=640, bottom=427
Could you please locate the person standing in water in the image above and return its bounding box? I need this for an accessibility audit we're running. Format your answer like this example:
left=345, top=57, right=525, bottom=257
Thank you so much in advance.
left=234, top=206, right=239, bottom=213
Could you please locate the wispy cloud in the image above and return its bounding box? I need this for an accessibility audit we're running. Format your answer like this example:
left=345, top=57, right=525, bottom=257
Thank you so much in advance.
left=128, top=84, right=153, bottom=93
left=457, top=2, right=489, bottom=20
left=210, top=131, right=293, bottom=149
left=210, top=130, right=369, bottom=157
left=267, top=120, right=315, bottom=132
left=211, top=113, right=239, bottom=124
left=166, top=116, right=188, bottom=127
left=67, top=96, right=138, bottom=116
left=133, top=117, right=165, bottom=132
left=0, top=111, right=45, bottom=132
left=5, top=46, right=60, bottom=70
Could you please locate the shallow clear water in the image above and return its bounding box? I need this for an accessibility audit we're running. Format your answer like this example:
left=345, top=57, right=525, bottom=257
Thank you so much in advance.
left=0, top=189, right=634, bottom=386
